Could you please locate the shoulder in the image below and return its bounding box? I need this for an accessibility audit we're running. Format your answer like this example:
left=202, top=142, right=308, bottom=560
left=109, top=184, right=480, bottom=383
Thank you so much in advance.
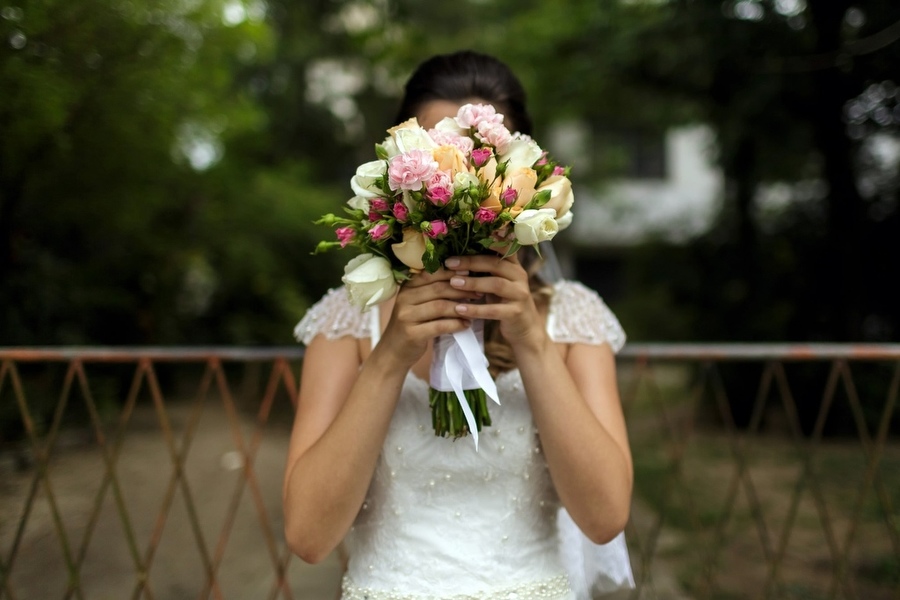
left=547, top=280, right=627, bottom=352
left=293, top=286, right=373, bottom=345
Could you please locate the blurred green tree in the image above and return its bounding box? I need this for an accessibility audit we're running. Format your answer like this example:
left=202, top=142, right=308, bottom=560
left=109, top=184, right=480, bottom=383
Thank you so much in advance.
left=0, top=0, right=347, bottom=344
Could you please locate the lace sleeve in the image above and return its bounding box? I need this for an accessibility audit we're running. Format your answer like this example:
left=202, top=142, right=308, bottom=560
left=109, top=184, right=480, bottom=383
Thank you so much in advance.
left=293, top=287, right=372, bottom=345
left=547, top=280, right=626, bottom=352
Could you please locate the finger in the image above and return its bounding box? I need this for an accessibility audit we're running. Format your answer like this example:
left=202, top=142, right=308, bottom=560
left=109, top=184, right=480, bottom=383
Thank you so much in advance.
left=448, top=273, right=528, bottom=302
left=397, top=298, right=475, bottom=324
left=408, top=317, right=473, bottom=339
left=453, top=301, right=519, bottom=321
left=403, top=268, right=454, bottom=288
left=399, top=280, right=481, bottom=305
left=445, top=254, right=523, bottom=278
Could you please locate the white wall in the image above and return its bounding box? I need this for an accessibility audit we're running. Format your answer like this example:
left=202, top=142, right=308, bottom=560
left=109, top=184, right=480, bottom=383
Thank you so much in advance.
left=566, top=125, right=723, bottom=247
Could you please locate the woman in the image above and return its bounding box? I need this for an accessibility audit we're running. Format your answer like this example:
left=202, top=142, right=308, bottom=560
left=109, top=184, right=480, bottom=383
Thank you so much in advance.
left=283, top=50, right=633, bottom=599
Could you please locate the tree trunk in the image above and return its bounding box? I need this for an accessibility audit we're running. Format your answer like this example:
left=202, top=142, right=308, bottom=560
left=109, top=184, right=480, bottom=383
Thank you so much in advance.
left=808, top=2, right=864, bottom=339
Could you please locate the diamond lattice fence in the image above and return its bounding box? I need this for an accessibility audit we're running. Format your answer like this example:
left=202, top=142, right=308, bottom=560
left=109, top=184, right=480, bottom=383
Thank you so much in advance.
left=0, top=345, right=898, bottom=600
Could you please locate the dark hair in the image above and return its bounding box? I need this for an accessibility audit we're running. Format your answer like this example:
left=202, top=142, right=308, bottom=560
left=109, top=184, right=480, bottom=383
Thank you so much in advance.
left=395, top=50, right=533, bottom=136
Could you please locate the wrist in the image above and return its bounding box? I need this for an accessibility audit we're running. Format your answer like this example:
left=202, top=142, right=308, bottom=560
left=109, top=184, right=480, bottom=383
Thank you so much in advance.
left=510, top=326, right=552, bottom=361
left=368, top=332, right=421, bottom=375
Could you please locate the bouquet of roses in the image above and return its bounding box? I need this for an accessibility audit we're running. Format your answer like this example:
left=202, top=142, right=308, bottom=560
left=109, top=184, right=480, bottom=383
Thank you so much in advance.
left=314, top=103, right=574, bottom=446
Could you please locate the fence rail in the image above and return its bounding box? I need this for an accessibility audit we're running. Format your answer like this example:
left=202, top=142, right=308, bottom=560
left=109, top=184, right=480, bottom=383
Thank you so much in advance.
left=0, top=345, right=897, bottom=600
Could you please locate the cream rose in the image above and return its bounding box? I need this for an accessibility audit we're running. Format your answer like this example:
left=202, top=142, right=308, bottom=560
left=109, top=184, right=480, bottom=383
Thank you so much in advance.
left=389, top=117, right=438, bottom=154
left=500, top=135, right=543, bottom=172
left=514, top=208, right=559, bottom=245
left=350, top=160, right=387, bottom=198
left=537, top=175, right=574, bottom=218
left=391, top=228, right=427, bottom=270
left=341, top=254, right=399, bottom=309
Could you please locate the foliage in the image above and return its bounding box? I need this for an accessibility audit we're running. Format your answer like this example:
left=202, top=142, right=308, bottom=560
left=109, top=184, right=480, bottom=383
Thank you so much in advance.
left=2, top=0, right=898, bottom=352
left=0, top=0, right=342, bottom=344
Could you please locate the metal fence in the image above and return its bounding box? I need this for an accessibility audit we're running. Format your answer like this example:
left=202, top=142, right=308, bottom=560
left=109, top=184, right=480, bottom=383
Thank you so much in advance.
left=0, top=345, right=897, bottom=599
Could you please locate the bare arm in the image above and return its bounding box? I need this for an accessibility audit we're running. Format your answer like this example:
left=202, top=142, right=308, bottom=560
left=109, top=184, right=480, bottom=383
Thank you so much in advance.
left=446, top=254, right=633, bottom=543
left=282, top=271, right=478, bottom=563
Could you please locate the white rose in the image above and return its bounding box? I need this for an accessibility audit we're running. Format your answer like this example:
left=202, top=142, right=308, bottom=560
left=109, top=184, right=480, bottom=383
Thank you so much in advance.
left=536, top=175, right=574, bottom=219
left=380, top=136, right=400, bottom=158
left=514, top=208, right=559, bottom=245
left=346, top=195, right=370, bottom=213
left=351, top=160, right=387, bottom=198
left=341, top=254, right=399, bottom=309
left=433, top=116, right=467, bottom=136
left=395, top=128, right=439, bottom=153
left=453, top=170, right=480, bottom=191
left=388, top=118, right=439, bottom=154
left=500, top=135, right=543, bottom=172
left=556, top=210, right=574, bottom=231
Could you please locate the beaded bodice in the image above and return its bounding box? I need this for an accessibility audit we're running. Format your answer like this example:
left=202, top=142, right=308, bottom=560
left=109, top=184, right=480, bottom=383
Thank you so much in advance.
left=294, top=281, right=625, bottom=599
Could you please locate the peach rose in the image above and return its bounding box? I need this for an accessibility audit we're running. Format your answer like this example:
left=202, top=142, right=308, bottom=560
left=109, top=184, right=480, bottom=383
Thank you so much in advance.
left=501, top=167, right=538, bottom=209
left=476, top=157, right=504, bottom=212
left=391, top=228, right=427, bottom=270
left=432, top=145, right=468, bottom=174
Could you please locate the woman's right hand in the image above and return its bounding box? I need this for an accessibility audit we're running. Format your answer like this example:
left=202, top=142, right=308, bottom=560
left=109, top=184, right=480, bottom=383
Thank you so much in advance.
left=378, top=267, right=481, bottom=370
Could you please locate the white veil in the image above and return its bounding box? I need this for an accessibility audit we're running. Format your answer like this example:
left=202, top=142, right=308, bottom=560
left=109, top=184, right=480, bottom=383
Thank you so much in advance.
left=538, top=242, right=636, bottom=599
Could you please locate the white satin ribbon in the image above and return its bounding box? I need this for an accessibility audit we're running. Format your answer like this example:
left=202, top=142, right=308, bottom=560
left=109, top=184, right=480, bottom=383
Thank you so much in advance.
left=430, top=324, right=500, bottom=450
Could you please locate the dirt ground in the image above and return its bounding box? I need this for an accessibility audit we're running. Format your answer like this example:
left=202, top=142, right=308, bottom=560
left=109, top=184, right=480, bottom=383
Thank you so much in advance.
left=0, top=401, right=344, bottom=599
left=0, top=400, right=689, bottom=600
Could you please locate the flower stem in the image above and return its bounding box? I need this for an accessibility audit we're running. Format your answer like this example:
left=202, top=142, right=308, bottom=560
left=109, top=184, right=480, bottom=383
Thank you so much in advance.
left=428, top=388, right=492, bottom=439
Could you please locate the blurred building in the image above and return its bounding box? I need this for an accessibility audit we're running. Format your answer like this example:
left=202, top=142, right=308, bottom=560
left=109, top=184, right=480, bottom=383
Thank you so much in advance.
left=549, top=123, right=723, bottom=299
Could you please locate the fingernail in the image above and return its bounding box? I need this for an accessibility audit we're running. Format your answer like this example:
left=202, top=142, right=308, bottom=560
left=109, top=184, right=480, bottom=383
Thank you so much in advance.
left=455, top=304, right=469, bottom=314
left=445, top=258, right=460, bottom=268
left=450, top=276, right=465, bottom=287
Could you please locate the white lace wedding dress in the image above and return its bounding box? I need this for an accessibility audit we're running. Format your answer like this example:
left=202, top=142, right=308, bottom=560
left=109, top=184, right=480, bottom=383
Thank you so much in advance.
left=294, top=280, right=627, bottom=600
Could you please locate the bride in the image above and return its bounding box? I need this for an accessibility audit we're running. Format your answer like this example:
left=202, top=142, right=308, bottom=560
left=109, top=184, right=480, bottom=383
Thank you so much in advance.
left=283, top=50, right=633, bottom=599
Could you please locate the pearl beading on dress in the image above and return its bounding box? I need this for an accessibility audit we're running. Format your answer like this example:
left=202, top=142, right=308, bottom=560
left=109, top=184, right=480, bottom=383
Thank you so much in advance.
left=341, top=574, right=571, bottom=600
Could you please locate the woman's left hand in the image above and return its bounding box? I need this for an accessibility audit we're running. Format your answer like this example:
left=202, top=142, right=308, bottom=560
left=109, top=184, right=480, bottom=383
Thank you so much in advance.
left=443, top=253, right=544, bottom=346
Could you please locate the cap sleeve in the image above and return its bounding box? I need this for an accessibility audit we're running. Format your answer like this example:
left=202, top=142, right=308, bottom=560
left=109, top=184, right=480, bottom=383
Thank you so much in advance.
left=547, top=280, right=626, bottom=352
left=293, top=287, right=373, bottom=345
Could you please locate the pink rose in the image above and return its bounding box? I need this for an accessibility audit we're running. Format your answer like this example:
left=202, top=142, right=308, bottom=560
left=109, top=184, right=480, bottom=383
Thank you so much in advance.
left=500, top=186, right=518, bottom=207
left=370, top=198, right=389, bottom=212
left=336, top=226, right=355, bottom=247
left=456, top=103, right=504, bottom=130
left=474, top=208, right=497, bottom=224
left=426, top=220, right=448, bottom=238
left=476, top=121, right=512, bottom=154
left=471, top=147, right=493, bottom=168
left=368, top=222, right=391, bottom=241
left=388, top=149, right=438, bottom=191
left=552, top=165, right=566, bottom=176
left=392, top=201, right=408, bottom=222
left=426, top=170, right=453, bottom=206
left=429, top=129, right=475, bottom=156
left=535, top=152, right=549, bottom=167
left=428, top=186, right=452, bottom=206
